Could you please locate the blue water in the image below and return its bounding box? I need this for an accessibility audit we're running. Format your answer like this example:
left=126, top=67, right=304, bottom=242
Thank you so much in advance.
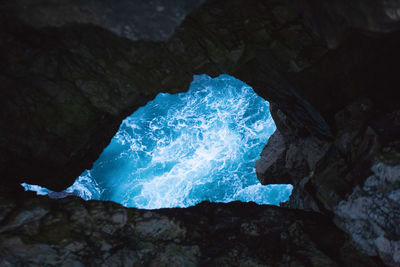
left=22, top=74, right=292, bottom=209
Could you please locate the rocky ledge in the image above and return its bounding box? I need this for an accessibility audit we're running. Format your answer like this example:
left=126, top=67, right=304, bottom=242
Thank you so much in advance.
left=0, top=193, right=381, bottom=266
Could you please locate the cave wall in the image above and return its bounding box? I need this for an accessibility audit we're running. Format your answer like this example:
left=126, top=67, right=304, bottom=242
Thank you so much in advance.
left=255, top=14, right=400, bottom=267
left=0, top=0, right=331, bottom=191
left=0, top=0, right=399, bottom=266
left=0, top=18, right=188, bottom=191
left=257, top=97, right=400, bottom=265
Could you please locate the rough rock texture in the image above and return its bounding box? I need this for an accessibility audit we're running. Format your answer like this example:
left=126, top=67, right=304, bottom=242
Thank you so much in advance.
left=1, top=0, right=400, bottom=266
left=256, top=94, right=400, bottom=266
left=256, top=105, right=330, bottom=187
left=0, top=193, right=381, bottom=266
left=296, top=0, right=400, bottom=48
left=256, top=130, right=290, bottom=185
left=257, top=95, right=400, bottom=265
left=334, top=163, right=400, bottom=265
left=254, top=6, right=400, bottom=263
left=0, top=18, right=192, bottom=191
left=0, top=0, right=331, bottom=191
left=0, top=0, right=205, bottom=41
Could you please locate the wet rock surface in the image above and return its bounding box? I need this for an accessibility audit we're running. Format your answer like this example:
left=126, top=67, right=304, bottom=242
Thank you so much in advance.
left=0, top=194, right=381, bottom=266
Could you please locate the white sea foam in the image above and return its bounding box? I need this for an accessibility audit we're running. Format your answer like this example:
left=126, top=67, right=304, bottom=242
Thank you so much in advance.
left=21, top=74, right=292, bottom=208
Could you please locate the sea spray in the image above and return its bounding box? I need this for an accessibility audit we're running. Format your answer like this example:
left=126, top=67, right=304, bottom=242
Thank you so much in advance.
left=23, top=74, right=292, bottom=208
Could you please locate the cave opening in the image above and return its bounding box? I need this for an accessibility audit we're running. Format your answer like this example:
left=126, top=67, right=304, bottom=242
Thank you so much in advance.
left=22, top=74, right=292, bottom=209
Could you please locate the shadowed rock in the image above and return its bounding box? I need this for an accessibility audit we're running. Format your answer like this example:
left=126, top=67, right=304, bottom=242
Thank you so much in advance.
left=0, top=0, right=331, bottom=191
left=0, top=0, right=205, bottom=41
left=1, top=0, right=400, bottom=265
left=0, top=195, right=382, bottom=266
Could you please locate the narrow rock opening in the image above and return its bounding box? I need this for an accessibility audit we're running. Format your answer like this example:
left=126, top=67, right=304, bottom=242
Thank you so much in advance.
left=22, top=74, right=292, bottom=208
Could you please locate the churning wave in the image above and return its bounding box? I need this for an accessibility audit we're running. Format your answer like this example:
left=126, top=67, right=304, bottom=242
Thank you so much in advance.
left=22, top=74, right=292, bottom=209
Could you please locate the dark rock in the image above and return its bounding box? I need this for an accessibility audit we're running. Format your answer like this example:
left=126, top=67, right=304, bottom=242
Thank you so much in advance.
left=256, top=105, right=330, bottom=194
left=292, top=30, right=400, bottom=133
left=255, top=130, right=290, bottom=185
left=270, top=103, right=307, bottom=140
left=296, top=0, right=400, bottom=48
left=0, top=195, right=381, bottom=266
left=261, top=99, right=400, bottom=265
left=47, top=191, right=77, bottom=199
left=0, top=0, right=332, bottom=191
left=0, top=18, right=192, bottom=191
left=334, top=162, right=400, bottom=266
left=0, top=0, right=205, bottom=41
left=0, top=0, right=400, bottom=265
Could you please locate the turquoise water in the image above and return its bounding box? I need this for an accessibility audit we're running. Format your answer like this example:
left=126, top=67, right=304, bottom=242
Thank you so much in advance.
left=22, top=74, right=292, bottom=209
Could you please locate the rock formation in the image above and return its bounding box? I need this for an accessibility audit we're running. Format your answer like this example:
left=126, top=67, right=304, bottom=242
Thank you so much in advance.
left=0, top=0, right=399, bottom=265
left=0, top=195, right=380, bottom=266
